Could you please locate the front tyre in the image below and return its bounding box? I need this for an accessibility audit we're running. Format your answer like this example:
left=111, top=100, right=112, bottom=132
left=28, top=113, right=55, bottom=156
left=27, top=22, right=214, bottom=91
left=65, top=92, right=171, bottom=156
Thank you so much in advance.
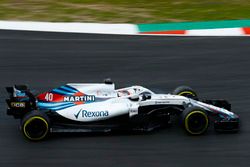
left=182, top=107, right=209, bottom=135
left=173, top=86, right=198, bottom=100
left=21, top=111, right=50, bottom=141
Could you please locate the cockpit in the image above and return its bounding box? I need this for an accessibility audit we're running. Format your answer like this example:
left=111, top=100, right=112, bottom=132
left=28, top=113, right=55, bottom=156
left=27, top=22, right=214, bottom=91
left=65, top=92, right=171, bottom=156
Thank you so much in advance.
left=116, top=86, right=154, bottom=101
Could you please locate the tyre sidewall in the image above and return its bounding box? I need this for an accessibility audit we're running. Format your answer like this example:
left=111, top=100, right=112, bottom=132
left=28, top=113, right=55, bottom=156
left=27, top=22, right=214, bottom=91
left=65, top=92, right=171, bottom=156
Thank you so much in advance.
left=173, top=86, right=198, bottom=99
left=21, top=111, right=50, bottom=141
left=182, top=107, right=209, bottom=135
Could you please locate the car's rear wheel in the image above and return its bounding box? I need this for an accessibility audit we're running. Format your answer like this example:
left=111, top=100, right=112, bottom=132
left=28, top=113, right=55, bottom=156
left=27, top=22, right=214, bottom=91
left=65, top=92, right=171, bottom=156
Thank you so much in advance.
left=182, top=107, right=209, bottom=135
left=173, top=86, right=198, bottom=100
left=21, top=111, right=50, bottom=141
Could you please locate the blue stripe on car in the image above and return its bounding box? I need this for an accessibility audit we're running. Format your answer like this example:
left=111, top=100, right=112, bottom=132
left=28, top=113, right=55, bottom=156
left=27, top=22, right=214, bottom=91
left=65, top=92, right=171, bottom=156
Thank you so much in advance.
left=37, top=102, right=76, bottom=110
left=51, top=89, right=74, bottom=95
left=37, top=102, right=73, bottom=107
left=60, top=85, right=78, bottom=93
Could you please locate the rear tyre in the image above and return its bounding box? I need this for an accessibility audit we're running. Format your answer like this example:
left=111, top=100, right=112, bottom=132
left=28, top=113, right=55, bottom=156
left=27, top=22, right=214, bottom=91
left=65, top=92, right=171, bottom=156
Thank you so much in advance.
left=173, top=86, right=198, bottom=100
left=21, top=111, right=50, bottom=141
left=182, top=107, right=209, bottom=135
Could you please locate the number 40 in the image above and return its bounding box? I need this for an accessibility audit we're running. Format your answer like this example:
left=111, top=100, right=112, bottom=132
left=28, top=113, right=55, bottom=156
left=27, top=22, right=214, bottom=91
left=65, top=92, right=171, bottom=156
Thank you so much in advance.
left=45, top=93, right=53, bottom=101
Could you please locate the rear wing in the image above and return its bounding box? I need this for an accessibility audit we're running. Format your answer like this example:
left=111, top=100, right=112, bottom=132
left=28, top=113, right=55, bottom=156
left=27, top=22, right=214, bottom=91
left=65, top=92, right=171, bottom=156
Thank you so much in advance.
left=6, top=85, right=36, bottom=100
left=6, top=85, right=37, bottom=118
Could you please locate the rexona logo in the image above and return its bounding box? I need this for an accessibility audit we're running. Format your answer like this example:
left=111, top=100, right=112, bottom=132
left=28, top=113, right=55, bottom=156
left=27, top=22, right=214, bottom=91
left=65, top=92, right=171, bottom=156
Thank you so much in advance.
left=64, top=95, right=95, bottom=102
left=74, top=109, right=109, bottom=119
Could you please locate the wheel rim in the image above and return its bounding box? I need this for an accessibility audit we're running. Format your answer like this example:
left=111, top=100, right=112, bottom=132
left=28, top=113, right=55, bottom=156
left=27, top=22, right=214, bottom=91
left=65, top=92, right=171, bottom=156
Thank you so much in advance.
left=185, top=111, right=208, bottom=135
left=23, top=116, right=49, bottom=140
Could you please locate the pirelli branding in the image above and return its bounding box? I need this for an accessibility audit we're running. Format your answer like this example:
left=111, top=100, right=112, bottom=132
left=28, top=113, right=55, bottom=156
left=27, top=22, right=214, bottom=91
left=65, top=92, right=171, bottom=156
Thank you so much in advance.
left=63, top=95, right=95, bottom=102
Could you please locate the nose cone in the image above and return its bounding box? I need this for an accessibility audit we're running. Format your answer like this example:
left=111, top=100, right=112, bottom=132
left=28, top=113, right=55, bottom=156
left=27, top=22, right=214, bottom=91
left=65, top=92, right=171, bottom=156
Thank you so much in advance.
left=214, top=113, right=240, bottom=132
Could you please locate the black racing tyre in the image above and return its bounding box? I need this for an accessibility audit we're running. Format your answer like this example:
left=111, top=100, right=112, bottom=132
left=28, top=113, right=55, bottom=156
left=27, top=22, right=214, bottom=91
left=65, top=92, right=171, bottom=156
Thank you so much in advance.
left=21, top=111, right=50, bottom=141
left=173, top=86, right=198, bottom=100
left=182, top=107, right=209, bottom=135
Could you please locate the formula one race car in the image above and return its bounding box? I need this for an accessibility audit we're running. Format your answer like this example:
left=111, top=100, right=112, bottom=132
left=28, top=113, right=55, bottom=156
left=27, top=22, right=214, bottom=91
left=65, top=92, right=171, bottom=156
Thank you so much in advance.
left=6, top=79, right=239, bottom=141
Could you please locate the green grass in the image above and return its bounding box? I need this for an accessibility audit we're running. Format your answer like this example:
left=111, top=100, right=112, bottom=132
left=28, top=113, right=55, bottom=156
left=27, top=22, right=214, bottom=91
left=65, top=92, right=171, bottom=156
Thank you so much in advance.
left=0, top=0, right=250, bottom=23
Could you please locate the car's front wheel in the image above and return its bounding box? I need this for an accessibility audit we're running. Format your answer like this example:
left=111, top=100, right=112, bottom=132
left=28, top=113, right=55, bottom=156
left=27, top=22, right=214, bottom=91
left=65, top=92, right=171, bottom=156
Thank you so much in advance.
left=21, top=111, right=50, bottom=141
left=173, top=85, right=198, bottom=100
left=182, top=107, right=209, bottom=135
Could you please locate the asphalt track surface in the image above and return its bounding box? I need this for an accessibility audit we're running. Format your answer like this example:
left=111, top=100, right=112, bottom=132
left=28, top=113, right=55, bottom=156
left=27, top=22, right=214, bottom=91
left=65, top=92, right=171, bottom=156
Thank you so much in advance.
left=0, top=30, right=250, bottom=167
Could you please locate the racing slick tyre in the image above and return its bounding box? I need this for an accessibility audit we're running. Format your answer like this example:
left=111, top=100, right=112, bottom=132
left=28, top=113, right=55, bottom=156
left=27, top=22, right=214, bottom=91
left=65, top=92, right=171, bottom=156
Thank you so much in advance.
left=173, top=86, right=198, bottom=100
left=182, top=107, right=209, bottom=135
left=21, top=111, right=50, bottom=141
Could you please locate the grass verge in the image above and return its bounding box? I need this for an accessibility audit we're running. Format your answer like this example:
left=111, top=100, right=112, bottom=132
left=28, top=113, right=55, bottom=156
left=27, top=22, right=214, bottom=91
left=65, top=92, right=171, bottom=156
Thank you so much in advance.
left=0, top=0, right=250, bottom=23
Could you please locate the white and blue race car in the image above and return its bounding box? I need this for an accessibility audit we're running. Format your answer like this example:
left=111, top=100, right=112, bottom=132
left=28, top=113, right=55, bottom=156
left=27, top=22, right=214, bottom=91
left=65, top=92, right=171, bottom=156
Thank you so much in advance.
left=6, top=79, right=239, bottom=141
